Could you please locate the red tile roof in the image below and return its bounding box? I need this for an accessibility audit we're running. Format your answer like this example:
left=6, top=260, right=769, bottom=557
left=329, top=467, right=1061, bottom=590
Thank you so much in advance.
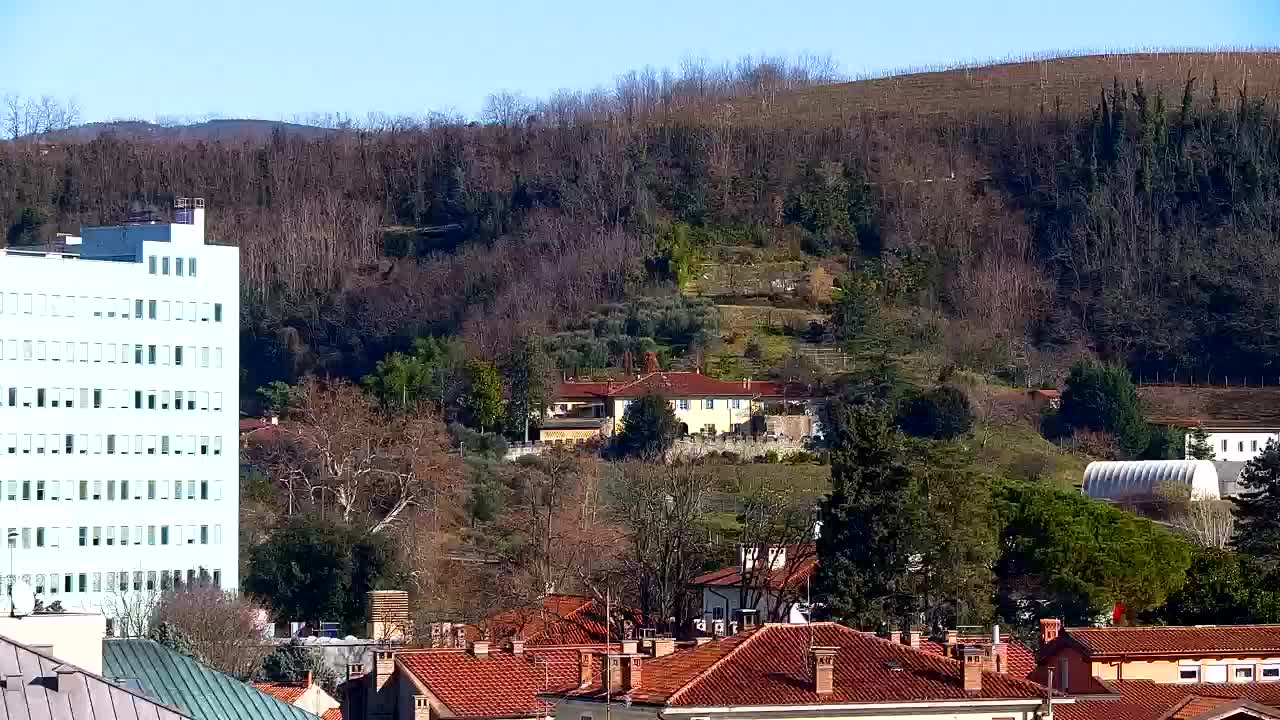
left=476, top=594, right=632, bottom=647
left=691, top=547, right=818, bottom=591
left=1063, top=625, right=1280, bottom=657
left=556, top=373, right=811, bottom=400
left=321, top=710, right=341, bottom=720
left=397, top=646, right=606, bottom=719
left=250, top=682, right=308, bottom=705
left=1058, top=681, right=1280, bottom=720
left=1138, top=386, right=1280, bottom=428
left=551, top=623, right=1049, bottom=707
left=918, top=637, right=1038, bottom=680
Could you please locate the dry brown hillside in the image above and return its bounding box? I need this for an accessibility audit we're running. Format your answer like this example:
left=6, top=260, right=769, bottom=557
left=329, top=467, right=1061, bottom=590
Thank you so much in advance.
left=715, top=51, right=1280, bottom=121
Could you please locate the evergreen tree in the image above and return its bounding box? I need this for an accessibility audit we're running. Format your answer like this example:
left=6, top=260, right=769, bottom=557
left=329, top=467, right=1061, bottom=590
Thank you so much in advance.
left=259, top=639, right=340, bottom=694
left=615, top=392, right=680, bottom=459
left=1232, top=441, right=1280, bottom=571
left=1060, top=361, right=1150, bottom=456
left=1187, top=425, right=1216, bottom=460
left=814, top=401, right=923, bottom=628
left=897, top=385, right=973, bottom=440
left=461, top=359, right=506, bottom=432
left=503, top=337, right=551, bottom=442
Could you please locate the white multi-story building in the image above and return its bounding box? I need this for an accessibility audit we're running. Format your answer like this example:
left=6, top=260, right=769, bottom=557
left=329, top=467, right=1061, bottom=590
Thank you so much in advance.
left=0, top=198, right=238, bottom=623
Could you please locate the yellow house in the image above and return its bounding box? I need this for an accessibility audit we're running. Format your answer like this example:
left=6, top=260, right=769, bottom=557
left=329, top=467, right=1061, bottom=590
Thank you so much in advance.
left=551, top=371, right=813, bottom=438
left=1034, top=620, right=1280, bottom=692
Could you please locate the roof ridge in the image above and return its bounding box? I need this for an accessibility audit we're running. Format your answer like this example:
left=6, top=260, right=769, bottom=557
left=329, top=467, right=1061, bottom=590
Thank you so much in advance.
left=667, top=625, right=772, bottom=704
left=856, top=627, right=1051, bottom=697
left=3, top=632, right=194, bottom=718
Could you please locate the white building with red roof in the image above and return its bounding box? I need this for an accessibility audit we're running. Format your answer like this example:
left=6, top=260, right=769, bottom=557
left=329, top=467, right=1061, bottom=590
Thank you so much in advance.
left=551, top=369, right=815, bottom=440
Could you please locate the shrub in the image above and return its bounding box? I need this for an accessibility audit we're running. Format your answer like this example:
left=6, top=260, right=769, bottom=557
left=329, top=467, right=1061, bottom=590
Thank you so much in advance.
left=897, top=385, right=974, bottom=440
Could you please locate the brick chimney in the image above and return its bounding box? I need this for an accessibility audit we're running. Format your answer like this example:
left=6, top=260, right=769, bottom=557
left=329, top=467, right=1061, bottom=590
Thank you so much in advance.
left=944, top=629, right=959, bottom=657
left=304, top=670, right=313, bottom=687
left=886, top=630, right=901, bottom=644
left=962, top=645, right=983, bottom=693
left=1040, top=618, right=1062, bottom=646
left=643, top=351, right=659, bottom=373
left=990, top=625, right=1008, bottom=674
left=621, top=640, right=639, bottom=655
left=622, top=655, right=643, bottom=691
left=471, top=641, right=489, bottom=659
left=413, top=695, right=431, bottom=720
left=606, top=654, right=624, bottom=692
left=510, top=639, right=525, bottom=656
left=577, top=649, right=594, bottom=687
left=908, top=629, right=922, bottom=649
left=809, top=647, right=837, bottom=696
left=651, top=638, right=676, bottom=658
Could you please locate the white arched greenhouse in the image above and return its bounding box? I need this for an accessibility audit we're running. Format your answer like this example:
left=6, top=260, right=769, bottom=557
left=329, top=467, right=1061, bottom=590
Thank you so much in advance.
left=1082, top=460, right=1220, bottom=501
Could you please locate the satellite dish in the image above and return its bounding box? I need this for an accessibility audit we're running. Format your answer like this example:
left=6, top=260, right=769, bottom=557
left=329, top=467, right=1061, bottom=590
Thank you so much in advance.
left=8, top=581, right=35, bottom=618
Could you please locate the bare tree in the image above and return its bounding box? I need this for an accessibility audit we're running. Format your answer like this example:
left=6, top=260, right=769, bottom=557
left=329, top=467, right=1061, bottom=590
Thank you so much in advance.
left=614, top=462, right=712, bottom=634
left=149, top=584, right=272, bottom=678
left=733, top=482, right=818, bottom=623
left=1170, top=499, right=1236, bottom=549
left=244, top=378, right=464, bottom=534
left=102, top=582, right=160, bottom=638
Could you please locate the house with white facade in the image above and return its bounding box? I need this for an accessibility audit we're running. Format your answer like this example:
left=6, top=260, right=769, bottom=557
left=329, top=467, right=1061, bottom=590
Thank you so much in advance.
left=551, top=359, right=816, bottom=440
left=0, top=198, right=239, bottom=626
left=1139, top=386, right=1280, bottom=463
left=692, top=544, right=817, bottom=629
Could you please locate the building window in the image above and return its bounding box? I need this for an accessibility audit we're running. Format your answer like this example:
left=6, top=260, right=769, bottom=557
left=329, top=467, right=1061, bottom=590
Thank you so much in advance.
left=161, top=257, right=170, bottom=275
left=1235, top=666, right=1255, bottom=681
left=732, top=398, right=742, bottom=409
left=1240, top=441, right=1245, bottom=453
left=1262, top=665, right=1280, bottom=680
left=678, top=399, right=690, bottom=410
left=148, top=256, right=157, bottom=274
left=189, top=258, right=197, bottom=277
left=214, top=303, right=222, bottom=322
left=176, top=257, right=184, bottom=276
left=703, top=398, right=715, bottom=409
left=148, top=300, right=157, bottom=319
left=1179, top=667, right=1200, bottom=682
left=1223, top=439, right=1229, bottom=452
left=1253, top=440, right=1259, bottom=452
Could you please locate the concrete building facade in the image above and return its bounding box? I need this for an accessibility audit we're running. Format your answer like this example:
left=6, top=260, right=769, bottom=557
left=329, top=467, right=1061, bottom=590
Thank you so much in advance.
left=0, top=198, right=239, bottom=623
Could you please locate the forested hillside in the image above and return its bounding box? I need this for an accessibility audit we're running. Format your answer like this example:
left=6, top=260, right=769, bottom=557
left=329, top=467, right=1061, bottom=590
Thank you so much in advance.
left=3, top=51, right=1280, bottom=394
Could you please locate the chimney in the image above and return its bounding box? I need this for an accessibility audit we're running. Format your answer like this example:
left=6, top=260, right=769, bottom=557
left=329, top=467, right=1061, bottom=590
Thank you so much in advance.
left=346, top=662, right=366, bottom=680
left=3, top=674, right=23, bottom=693
left=578, top=649, right=594, bottom=687
left=413, top=695, right=431, bottom=720
left=886, top=630, right=902, bottom=645
left=606, top=654, right=624, bottom=693
left=622, top=655, right=643, bottom=691
left=53, top=665, right=76, bottom=692
left=1040, top=618, right=1062, bottom=646
left=643, top=352, right=659, bottom=373
left=944, top=630, right=959, bottom=657
left=651, top=638, right=676, bottom=658
left=809, top=647, right=837, bottom=696
left=990, top=625, right=1008, bottom=674
left=908, top=629, right=922, bottom=649
left=305, top=670, right=313, bottom=687
left=621, top=640, right=639, bottom=655
left=510, top=639, right=525, bottom=656
left=471, top=641, right=490, bottom=659
left=962, top=645, right=983, bottom=693
left=736, top=609, right=758, bottom=631
left=624, top=350, right=634, bottom=375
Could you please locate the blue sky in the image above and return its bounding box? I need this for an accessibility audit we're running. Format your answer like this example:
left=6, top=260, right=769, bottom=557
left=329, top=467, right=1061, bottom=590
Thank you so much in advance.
left=2, top=0, right=1278, bottom=124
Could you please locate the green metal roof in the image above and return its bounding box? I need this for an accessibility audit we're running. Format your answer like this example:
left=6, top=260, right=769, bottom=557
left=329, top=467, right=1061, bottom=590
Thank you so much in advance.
left=103, top=639, right=321, bottom=720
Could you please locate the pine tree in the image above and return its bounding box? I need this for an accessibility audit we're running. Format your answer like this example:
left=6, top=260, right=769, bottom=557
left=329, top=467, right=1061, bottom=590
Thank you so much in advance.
left=1232, top=442, right=1280, bottom=572
left=615, top=392, right=680, bottom=459
left=814, top=401, right=923, bottom=628
left=1186, top=425, right=1215, bottom=460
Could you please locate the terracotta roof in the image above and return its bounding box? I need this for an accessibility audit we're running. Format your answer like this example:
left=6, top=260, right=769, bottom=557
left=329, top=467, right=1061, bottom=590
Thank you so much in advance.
left=556, top=373, right=811, bottom=400
left=321, top=710, right=342, bottom=720
left=691, top=547, right=818, bottom=591
left=1063, top=625, right=1280, bottom=657
left=1139, top=386, right=1280, bottom=428
left=477, top=594, right=639, bottom=647
left=550, top=623, right=1049, bottom=707
left=397, top=646, right=605, bottom=719
left=250, top=682, right=308, bottom=705
left=918, top=637, right=1038, bottom=680
left=1058, top=681, right=1280, bottom=720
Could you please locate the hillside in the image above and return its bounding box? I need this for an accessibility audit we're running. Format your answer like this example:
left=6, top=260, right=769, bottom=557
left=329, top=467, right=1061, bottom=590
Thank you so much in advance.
left=2, top=51, right=1279, bottom=401
left=716, top=51, right=1280, bottom=121
left=36, top=118, right=333, bottom=143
